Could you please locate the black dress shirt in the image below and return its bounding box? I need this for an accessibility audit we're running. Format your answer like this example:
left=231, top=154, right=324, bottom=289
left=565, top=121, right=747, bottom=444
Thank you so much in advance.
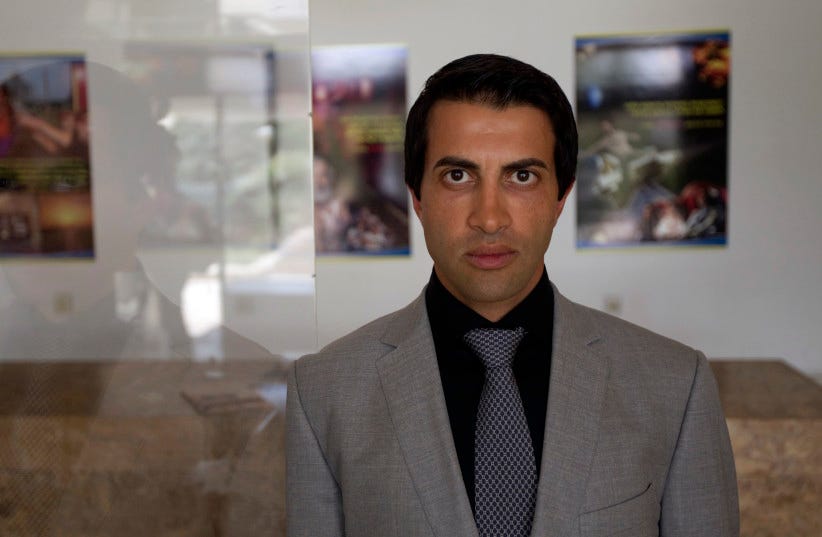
left=425, top=268, right=554, bottom=512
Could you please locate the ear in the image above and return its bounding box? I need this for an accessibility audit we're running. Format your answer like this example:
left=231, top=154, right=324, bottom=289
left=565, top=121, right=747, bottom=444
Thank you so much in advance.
left=553, top=179, right=575, bottom=224
left=410, top=186, right=423, bottom=219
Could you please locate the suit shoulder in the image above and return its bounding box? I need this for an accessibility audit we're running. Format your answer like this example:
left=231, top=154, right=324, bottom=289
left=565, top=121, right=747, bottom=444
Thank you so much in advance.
left=288, top=296, right=427, bottom=438
left=293, top=296, right=425, bottom=387
left=592, top=304, right=694, bottom=353
left=562, top=296, right=701, bottom=381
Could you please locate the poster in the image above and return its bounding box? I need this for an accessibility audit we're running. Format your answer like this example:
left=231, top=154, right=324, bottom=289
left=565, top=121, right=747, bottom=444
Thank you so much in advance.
left=575, top=30, right=730, bottom=248
left=0, top=54, right=93, bottom=258
left=312, top=44, right=410, bottom=255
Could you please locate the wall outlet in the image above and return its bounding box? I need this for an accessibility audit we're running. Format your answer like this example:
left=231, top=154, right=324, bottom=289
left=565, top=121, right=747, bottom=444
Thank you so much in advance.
left=53, top=292, right=74, bottom=315
left=603, top=294, right=623, bottom=316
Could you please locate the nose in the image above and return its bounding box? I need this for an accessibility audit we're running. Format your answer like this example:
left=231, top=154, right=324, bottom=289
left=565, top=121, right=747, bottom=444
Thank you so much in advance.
left=467, top=182, right=511, bottom=235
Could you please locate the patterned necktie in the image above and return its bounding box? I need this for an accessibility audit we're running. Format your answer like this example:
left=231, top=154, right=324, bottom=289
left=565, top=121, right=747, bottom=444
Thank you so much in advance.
left=464, top=327, right=537, bottom=537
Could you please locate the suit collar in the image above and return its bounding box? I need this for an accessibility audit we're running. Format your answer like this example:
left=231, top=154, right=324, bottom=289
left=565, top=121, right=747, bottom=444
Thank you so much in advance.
left=376, top=292, right=479, bottom=537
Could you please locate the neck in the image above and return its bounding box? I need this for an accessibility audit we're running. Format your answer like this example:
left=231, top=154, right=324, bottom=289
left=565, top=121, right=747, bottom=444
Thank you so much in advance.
left=434, top=266, right=544, bottom=323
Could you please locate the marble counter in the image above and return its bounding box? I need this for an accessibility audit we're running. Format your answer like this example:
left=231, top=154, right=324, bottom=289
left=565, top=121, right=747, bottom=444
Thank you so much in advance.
left=711, top=360, right=822, bottom=537
left=0, top=360, right=289, bottom=537
left=0, top=359, right=819, bottom=536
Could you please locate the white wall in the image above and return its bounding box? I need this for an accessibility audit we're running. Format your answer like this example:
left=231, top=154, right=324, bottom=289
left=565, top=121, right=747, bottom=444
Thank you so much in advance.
left=310, top=0, right=822, bottom=375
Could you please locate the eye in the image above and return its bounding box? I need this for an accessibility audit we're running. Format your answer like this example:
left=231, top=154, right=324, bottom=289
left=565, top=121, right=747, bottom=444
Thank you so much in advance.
left=444, top=169, right=469, bottom=183
left=511, top=169, right=538, bottom=184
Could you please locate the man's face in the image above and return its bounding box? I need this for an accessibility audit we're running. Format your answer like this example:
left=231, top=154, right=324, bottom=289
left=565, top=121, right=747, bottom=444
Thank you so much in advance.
left=412, top=100, right=571, bottom=321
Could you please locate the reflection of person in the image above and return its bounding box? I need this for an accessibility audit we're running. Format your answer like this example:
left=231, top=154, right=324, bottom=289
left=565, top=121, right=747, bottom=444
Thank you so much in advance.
left=1, top=63, right=188, bottom=358
left=287, top=54, right=738, bottom=536
left=0, top=63, right=184, bottom=537
left=0, top=63, right=270, bottom=359
left=1, top=61, right=277, bottom=536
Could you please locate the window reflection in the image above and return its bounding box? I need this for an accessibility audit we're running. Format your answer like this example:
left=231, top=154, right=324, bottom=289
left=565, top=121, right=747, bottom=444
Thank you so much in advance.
left=0, top=3, right=311, bottom=534
left=122, top=42, right=315, bottom=358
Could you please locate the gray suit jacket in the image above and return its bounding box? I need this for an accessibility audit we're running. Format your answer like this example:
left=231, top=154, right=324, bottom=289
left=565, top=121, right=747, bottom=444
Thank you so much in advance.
left=286, top=286, right=739, bottom=536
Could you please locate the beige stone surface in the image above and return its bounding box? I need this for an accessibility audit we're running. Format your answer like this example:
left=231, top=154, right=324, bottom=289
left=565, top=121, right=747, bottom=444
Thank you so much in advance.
left=0, top=361, right=288, bottom=537
left=2, top=359, right=820, bottom=536
left=712, top=360, right=822, bottom=419
left=712, top=360, right=822, bottom=537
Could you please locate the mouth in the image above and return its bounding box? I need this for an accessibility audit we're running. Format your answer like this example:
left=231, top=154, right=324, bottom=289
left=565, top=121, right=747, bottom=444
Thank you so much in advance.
left=464, top=247, right=517, bottom=270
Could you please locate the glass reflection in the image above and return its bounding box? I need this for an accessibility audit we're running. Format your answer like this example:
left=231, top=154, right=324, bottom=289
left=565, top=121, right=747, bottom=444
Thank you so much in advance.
left=0, top=1, right=311, bottom=535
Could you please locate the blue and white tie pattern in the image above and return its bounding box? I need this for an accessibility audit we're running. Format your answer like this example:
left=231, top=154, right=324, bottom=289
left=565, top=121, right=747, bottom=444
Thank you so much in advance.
left=464, top=327, right=537, bottom=537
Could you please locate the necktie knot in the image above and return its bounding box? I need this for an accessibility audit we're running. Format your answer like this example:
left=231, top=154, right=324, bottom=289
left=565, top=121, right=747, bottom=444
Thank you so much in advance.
left=463, top=327, right=526, bottom=370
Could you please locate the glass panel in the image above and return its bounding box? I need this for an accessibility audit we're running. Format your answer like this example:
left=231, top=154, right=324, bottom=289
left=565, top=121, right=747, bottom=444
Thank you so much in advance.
left=0, top=1, right=312, bottom=535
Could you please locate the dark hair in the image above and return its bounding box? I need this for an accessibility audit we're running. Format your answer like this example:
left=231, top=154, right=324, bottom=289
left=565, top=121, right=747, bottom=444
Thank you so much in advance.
left=404, top=54, right=577, bottom=200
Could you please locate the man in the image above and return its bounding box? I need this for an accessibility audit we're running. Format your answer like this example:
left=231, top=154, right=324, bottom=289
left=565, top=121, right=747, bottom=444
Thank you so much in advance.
left=287, top=54, right=739, bottom=536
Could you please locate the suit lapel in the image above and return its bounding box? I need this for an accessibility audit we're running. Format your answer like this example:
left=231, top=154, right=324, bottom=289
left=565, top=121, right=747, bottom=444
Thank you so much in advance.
left=376, top=294, right=478, bottom=537
left=530, top=287, right=609, bottom=537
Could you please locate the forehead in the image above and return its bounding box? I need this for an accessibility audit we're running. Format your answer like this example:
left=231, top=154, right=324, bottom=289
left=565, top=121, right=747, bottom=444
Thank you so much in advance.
left=425, top=100, right=555, bottom=162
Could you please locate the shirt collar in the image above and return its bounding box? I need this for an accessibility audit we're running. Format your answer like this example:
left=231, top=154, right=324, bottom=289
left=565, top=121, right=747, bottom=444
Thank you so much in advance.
left=425, top=267, right=553, bottom=340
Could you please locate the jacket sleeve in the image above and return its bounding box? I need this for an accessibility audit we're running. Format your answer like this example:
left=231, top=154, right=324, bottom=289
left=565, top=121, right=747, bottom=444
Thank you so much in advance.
left=660, top=352, right=740, bottom=536
left=286, top=361, right=345, bottom=536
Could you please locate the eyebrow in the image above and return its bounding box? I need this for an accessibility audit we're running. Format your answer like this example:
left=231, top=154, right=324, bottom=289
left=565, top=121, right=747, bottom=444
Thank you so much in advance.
left=433, top=156, right=480, bottom=172
left=432, top=156, right=550, bottom=173
left=501, top=158, right=550, bottom=174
